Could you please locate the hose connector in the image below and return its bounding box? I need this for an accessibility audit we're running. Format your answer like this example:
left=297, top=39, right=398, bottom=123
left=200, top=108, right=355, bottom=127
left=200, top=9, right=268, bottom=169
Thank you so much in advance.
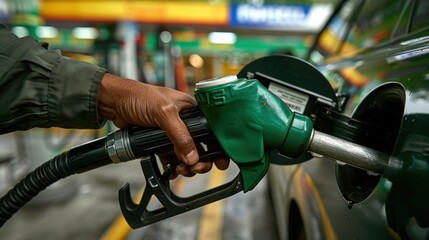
left=106, top=129, right=135, bottom=163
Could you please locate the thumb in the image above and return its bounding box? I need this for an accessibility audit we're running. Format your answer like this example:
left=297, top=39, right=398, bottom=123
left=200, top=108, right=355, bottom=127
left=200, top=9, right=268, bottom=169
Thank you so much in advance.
left=163, top=113, right=199, bottom=165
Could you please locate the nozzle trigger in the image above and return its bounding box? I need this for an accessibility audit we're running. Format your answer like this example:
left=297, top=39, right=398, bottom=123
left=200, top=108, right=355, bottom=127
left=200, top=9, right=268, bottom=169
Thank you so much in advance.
left=119, top=152, right=243, bottom=229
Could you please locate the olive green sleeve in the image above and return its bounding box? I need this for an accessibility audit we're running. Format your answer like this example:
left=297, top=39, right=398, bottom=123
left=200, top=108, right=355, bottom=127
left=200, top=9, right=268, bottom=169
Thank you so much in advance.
left=0, top=24, right=107, bottom=134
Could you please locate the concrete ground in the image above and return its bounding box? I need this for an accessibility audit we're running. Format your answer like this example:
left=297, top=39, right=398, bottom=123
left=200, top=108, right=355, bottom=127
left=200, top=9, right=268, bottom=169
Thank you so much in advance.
left=0, top=157, right=279, bottom=240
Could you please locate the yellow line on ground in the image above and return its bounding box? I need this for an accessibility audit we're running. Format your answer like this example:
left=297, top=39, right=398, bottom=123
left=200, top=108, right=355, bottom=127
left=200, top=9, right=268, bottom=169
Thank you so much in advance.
left=100, top=213, right=133, bottom=240
left=197, top=169, right=227, bottom=240
left=100, top=188, right=143, bottom=240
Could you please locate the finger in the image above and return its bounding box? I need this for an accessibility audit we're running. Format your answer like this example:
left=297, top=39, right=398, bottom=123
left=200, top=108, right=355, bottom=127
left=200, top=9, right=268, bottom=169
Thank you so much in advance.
left=162, top=112, right=199, bottom=165
left=169, top=172, right=179, bottom=180
left=176, top=163, right=196, bottom=177
left=164, top=93, right=197, bottom=164
left=173, top=92, right=197, bottom=111
left=214, top=158, right=230, bottom=170
left=190, top=161, right=213, bottom=174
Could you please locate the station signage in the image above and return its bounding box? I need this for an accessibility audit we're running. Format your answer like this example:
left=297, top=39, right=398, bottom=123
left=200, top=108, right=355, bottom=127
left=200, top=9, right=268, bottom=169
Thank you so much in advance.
left=40, top=1, right=332, bottom=32
left=230, top=3, right=332, bottom=32
left=40, top=1, right=228, bottom=26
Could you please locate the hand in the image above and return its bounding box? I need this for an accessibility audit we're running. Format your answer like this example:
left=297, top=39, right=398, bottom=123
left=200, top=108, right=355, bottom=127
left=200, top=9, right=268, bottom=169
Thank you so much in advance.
left=98, top=73, right=199, bottom=165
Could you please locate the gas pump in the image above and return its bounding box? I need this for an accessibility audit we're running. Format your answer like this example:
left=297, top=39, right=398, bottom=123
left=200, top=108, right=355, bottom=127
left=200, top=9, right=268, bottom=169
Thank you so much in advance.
left=0, top=55, right=427, bottom=235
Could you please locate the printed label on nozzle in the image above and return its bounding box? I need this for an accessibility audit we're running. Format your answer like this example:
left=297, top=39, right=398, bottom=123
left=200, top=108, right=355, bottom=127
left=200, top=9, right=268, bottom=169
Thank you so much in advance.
left=268, top=83, right=309, bottom=114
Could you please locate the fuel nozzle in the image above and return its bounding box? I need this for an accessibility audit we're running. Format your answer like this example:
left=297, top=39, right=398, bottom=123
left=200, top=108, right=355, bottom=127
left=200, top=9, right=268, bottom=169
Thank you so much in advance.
left=195, top=75, right=314, bottom=191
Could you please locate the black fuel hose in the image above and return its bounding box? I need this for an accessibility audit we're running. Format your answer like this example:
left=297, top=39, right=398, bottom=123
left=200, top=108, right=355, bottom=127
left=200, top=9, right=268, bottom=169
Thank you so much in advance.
left=0, top=109, right=212, bottom=227
left=0, top=135, right=110, bottom=227
left=0, top=152, right=73, bottom=226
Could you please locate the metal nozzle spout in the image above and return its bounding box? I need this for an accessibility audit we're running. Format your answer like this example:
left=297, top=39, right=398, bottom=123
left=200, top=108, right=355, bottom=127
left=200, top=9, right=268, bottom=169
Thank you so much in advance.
left=307, top=130, right=393, bottom=175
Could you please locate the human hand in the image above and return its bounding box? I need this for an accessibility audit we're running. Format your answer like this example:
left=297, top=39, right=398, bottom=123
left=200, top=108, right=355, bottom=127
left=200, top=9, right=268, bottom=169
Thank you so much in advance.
left=97, top=73, right=229, bottom=176
left=98, top=73, right=198, bottom=165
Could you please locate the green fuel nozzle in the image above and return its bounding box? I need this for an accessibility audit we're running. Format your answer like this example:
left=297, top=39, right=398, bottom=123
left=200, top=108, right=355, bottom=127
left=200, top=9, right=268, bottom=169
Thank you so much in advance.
left=194, top=75, right=313, bottom=192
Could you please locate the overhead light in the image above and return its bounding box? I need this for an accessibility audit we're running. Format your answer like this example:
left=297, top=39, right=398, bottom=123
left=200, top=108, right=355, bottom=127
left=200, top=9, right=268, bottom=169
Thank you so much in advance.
left=208, top=32, right=237, bottom=44
left=36, top=26, right=58, bottom=39
left=72, top=27, right=98, bottom=39
left=160, top=31, right=172, bottom=43
left=189, top=54, right=204, bottom=68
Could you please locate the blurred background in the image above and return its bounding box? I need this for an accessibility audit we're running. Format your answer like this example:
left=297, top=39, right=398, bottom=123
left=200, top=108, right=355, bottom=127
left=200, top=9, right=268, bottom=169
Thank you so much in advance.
left=0, top=0, right=337, bottom=239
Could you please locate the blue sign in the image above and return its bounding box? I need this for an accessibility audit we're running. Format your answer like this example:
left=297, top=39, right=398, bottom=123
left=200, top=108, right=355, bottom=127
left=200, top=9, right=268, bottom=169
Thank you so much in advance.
left=230, top=3, right=327, bottom=31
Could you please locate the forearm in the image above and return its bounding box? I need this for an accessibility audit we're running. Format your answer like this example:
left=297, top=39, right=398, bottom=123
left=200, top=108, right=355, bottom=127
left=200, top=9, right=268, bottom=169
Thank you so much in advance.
left=0, top=24, right=107, bottom=133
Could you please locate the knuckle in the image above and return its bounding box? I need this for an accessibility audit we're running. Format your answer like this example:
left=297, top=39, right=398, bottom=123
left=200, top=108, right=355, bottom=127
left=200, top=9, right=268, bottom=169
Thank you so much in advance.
left=160, top=103, right=177, bottom=117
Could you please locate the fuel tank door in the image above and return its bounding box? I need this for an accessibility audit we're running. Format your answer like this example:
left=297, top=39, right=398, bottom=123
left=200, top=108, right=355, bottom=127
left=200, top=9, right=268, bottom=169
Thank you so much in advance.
left=334, top=83, right=405, bottom=203
left=238, top=55, right=339, bottom=117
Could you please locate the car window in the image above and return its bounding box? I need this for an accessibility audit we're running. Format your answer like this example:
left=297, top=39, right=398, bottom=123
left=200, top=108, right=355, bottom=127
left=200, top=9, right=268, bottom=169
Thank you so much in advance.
left=308, top=0, right=362, bottom=64
left=340, top=0, right=403, bottom=53
left=410, top=0, right=429, bottom=33
left=391, top=0, right=413, bottom=39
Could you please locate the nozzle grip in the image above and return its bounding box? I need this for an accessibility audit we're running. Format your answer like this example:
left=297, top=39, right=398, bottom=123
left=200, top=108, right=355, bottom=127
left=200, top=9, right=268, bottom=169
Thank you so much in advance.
left=107, top=108, right=214, bottom=163
left=131, top=109, right=212, bottom=155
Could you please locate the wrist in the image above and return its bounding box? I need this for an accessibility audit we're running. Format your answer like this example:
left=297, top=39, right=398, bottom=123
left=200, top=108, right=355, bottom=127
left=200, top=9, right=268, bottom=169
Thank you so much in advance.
left=98, top=73, right=120, bottom=121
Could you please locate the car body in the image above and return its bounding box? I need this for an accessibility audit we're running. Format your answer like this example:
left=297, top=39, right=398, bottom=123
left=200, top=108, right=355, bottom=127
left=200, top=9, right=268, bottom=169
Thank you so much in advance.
left=267, top=0, right=429, bottom=239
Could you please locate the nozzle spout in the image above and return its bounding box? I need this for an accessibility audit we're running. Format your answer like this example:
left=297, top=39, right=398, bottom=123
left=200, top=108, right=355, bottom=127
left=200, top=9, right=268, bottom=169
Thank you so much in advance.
left=308, top=130, right=391, bottom=175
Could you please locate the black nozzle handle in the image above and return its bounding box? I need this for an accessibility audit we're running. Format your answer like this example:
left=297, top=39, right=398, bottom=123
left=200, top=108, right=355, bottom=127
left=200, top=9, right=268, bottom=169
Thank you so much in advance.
left=105, top=108, right=214, bottom=164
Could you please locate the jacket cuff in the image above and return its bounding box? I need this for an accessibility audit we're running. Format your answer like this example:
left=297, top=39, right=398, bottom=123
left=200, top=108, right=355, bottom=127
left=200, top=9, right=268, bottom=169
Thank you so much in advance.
left=48, top=55, right=107, bottom=129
